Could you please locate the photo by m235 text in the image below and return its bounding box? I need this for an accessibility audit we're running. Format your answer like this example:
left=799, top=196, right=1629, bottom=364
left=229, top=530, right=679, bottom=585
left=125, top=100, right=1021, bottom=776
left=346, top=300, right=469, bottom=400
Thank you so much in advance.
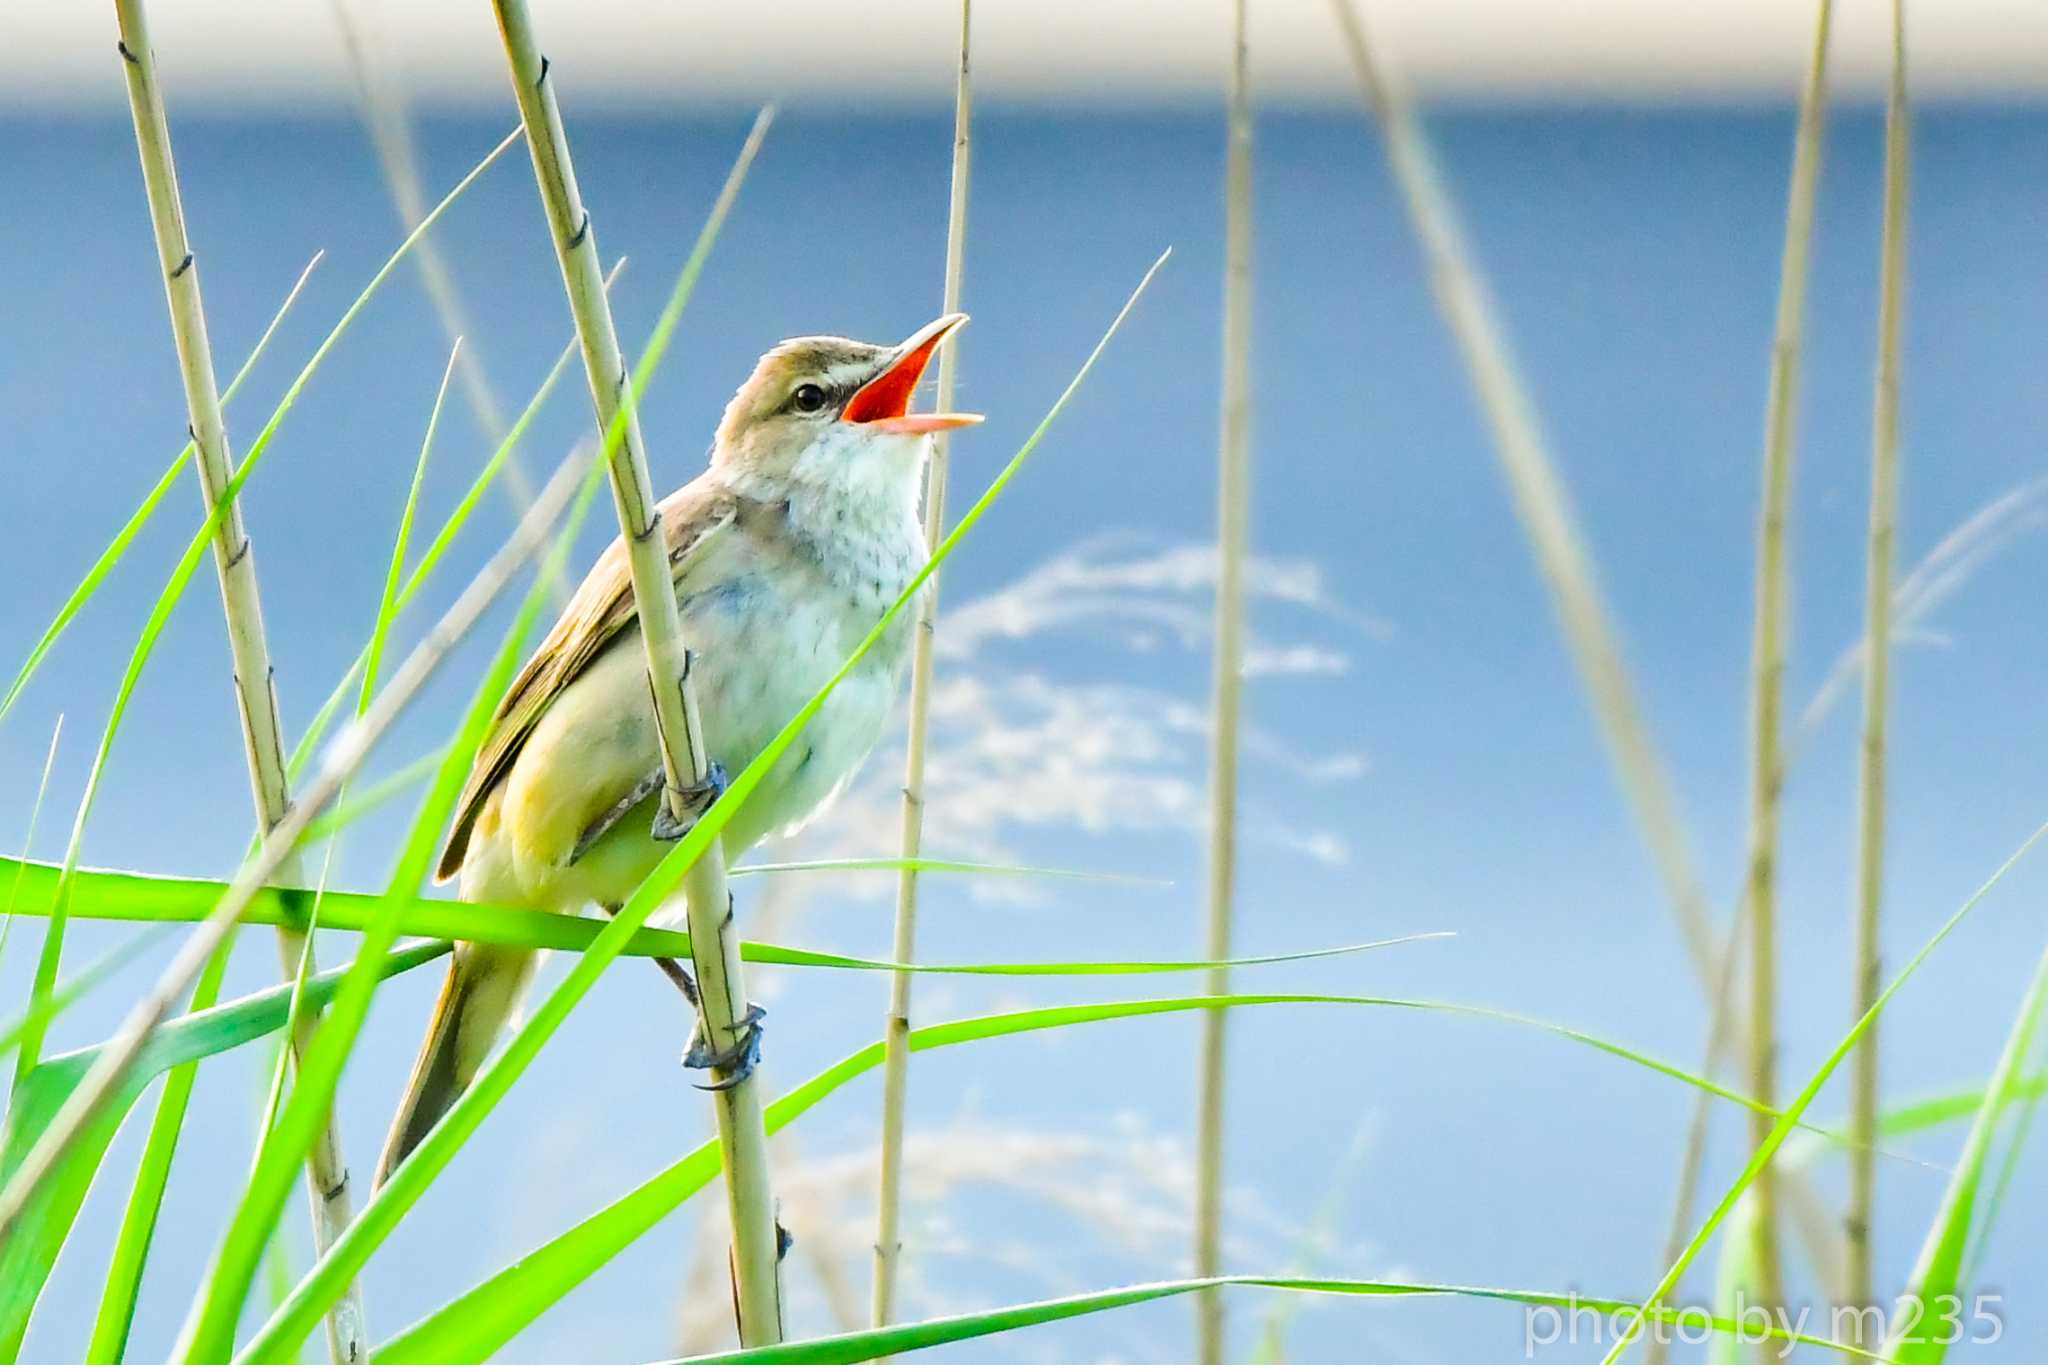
left=1521, top=1292, right=2007, bottom=1356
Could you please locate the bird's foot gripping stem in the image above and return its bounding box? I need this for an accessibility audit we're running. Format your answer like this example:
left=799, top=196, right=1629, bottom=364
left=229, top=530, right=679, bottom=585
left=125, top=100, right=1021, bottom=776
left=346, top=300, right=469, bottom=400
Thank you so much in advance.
left=650, top=761, right=730, bottom=842
left=683, top=1002, right=766, bottom=1091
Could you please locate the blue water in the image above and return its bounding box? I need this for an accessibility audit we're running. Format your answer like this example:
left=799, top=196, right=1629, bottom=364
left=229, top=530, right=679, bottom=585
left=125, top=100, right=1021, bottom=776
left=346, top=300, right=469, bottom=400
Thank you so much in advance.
left=3, top=104, right=2045, bottom=1362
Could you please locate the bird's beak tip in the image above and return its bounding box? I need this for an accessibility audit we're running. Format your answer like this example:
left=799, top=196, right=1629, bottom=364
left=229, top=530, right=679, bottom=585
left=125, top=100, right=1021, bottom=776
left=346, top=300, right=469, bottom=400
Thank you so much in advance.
left=842, top=312, right=974, bottom=427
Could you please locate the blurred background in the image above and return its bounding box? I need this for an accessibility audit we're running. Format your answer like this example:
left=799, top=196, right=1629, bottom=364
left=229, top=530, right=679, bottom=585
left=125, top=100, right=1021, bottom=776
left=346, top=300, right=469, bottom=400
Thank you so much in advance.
left=4, top=1, right=2047, bottom=1360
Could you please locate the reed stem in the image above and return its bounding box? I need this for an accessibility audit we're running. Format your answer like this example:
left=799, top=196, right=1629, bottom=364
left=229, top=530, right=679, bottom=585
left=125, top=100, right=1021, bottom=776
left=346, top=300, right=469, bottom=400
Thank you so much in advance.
left=1743, top=0, right=1835, bottom=1309
left=108, top=4, right=367, bottom=1357
left=1847, top=0, right=1908, bottom=1327
left=485, top=2, right=784, bottom=1343
left=871, top=0, right=972, bottom=1344
left=1327, top=0, right=1721, bottom=990
left=328, top=0, right=564, bottom=593
left=0, top=456, right=580, bottom=1257
left=1327, top=6, right=1842, bottom=1324
left=1196, top=2, right=1252, bottom=1360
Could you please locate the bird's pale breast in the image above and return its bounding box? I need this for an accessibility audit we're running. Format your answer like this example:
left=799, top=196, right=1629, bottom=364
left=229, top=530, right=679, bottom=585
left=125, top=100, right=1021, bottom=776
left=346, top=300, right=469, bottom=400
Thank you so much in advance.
left=478, top=493, right=922, bottom=914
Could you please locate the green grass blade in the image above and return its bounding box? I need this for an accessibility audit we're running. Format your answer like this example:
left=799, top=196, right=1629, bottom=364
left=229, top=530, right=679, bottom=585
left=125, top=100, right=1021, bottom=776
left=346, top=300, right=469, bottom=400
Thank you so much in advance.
left=364, top=341, right=461, bottom=706
left=358, top=991, right=1839, bottom=1365
left=630, top=1278, right=1864, bottom=1365
left=1704, top=1068, right=2048, bottom=1351
left=4, top=124, right=523, bottom=1350
left=1878, top=944, right=2048, bottom=1364
left=0, top=859, right=1437, bottom=976
left=284, top=265, right=615, bottom=788
left=296, top=750, right=449, bottom=847
left=1960, top=1043, right=2046, bottom=1285
left=13, top=480, right=250, bottom=1084
left=250, top=335, right=465, bottom=1177
left=8, top=126, right=517, bottom=1087
left=0, top=925, right=175, bottom=1061
left=0, top=252, right=323, bottom=733
left=81, top=937, right=239, bottom=1365
left=246, top=334, right=461, bottom=1204
left=172, top=456, right=605, bottom=1363
left=0, top=941, right=444, bottom=1358
left=1706, top=1194, right=1758, bottom=1365
left=1599, top=818, right=2048, bottom=1363
left=0, top=718, right=65, bottom=1020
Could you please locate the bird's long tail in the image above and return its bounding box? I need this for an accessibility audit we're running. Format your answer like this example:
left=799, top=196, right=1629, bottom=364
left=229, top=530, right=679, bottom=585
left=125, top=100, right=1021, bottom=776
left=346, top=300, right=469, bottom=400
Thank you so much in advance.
left=375, top=943, right=537, bottom=1188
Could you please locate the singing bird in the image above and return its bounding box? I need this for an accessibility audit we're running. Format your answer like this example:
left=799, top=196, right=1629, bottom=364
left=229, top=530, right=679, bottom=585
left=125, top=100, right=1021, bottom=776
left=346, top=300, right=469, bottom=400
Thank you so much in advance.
left=376, top=313, right=979, bottom=1186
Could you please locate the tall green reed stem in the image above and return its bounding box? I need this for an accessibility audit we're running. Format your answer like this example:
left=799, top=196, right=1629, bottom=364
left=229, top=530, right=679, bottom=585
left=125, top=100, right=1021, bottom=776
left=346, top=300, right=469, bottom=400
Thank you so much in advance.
left=1848, top=0, right=1908, bottom=1326
left=1197, top=2, right=1253, bottom=1361
left=109, top=3, right=367, bottom=1356
left=872, top=0, right=973, bottom=1343
left=485, top=2, right=785, bottom=1343
left=1742, top=0, right=1835, bottom=1307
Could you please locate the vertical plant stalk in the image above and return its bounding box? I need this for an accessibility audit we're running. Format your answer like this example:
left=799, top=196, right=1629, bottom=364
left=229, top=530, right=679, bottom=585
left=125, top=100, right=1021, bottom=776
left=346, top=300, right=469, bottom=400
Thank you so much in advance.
left=870, top=0, right=972, bottom=1342
left=485, top=2, right=784, bottom=1345
left=1742, top=0, right=1834, bottom=1309
left=109, top=5, right=369, bottom=1361
left=1327, top=4, right=1843, bottom=1320
left=0, top=455, right=582, bottom=1253
left=327, top=0, right=565, bottom=588
left=1196, top=2, right=1252, bottom=1361
left=1847, top=0, right=1908, bottom=1327
left=1327, top=0, right=1720, bottom=987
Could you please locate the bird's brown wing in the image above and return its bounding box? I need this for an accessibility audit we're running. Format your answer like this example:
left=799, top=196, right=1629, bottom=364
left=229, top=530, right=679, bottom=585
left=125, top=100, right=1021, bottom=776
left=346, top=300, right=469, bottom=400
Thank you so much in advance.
left=434, top=482, right=739, bottom=882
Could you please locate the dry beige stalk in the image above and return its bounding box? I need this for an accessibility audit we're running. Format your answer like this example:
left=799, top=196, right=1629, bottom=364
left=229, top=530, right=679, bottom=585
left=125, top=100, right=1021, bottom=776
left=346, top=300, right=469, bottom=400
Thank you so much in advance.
left=0, top=454, right=583, bottom=1253
left=109, top=3, right=366, bottom=1356
left=1325, top=1, right=1848, bottom=1329
left=1196, top=2, right=1253, bottom=1361
left=1740, top=0, right=1835, bottom=1307
left=485, top=1, right=784, bottom=1343
left=871, top=0, right=973, bottom=1344
left=1847, top=0, right=1908, bottom=1327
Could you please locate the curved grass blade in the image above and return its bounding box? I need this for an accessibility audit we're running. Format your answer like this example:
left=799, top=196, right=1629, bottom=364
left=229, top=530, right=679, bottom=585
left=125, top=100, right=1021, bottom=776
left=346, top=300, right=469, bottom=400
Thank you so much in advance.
left=81, top=936, right=238, bottom=1365
left=357, top=992, right=1834, bottom=1365
left=0, top=942, right=445, bottom=1358
left=235, top=338, right=469, bottom=1324
left=0, top=252, right=323, bottom=733
left=629, top=1277, right=1863, bottom=1365
left=1599, top=818, right=2048, bottom=1363
left=283, top=270, right=611, bottom=786
left=13, top=473, right=253, bottom=1086
left=1961, top=1046, right=2046, bottom=1285
left=296, top=750, right=449, bottom=847
left=0, top=451, right=584, bottom=1278
left=6, top=127, right=518, bottom=1086
left=0, top=860, right=1439, bottom=976
left=171, top=453, right=605, bottom=1363
left=0, top=924, right=175, bottom=1061
left=1878, top=944, right=2048, bottom=1364
left=0, top=718, right=65, bottom=1029
left=1705, top=1071, right=2048, bottom=1365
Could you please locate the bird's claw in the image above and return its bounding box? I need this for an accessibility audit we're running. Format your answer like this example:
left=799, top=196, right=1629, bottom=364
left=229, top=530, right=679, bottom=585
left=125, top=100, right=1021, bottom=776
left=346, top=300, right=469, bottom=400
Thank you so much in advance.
left=649, top=761, right=730, bottom=842
left=683, top=1002, right=766, bottom=1090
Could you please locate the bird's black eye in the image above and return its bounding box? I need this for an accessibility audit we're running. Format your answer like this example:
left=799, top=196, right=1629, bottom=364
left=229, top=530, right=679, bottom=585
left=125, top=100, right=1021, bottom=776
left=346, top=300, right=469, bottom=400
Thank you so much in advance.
left=791, top=383, right=828, bottom=414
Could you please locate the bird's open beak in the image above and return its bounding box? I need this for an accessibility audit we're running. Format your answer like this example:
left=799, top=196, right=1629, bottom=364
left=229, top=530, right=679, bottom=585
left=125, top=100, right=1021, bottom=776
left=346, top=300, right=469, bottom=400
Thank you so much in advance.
left=842, top=312, right=983, bottom=434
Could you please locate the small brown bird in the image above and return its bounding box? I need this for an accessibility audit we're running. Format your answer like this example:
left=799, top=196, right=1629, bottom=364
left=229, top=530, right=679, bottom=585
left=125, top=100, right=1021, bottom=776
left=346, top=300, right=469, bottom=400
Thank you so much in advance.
left=376, top=313, right=979, bottom=1185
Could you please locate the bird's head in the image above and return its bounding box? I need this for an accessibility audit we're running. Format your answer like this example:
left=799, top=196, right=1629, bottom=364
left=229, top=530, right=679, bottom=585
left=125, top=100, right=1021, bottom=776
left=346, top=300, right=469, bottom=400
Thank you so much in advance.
left=712, top=313, right=980, bottom=502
